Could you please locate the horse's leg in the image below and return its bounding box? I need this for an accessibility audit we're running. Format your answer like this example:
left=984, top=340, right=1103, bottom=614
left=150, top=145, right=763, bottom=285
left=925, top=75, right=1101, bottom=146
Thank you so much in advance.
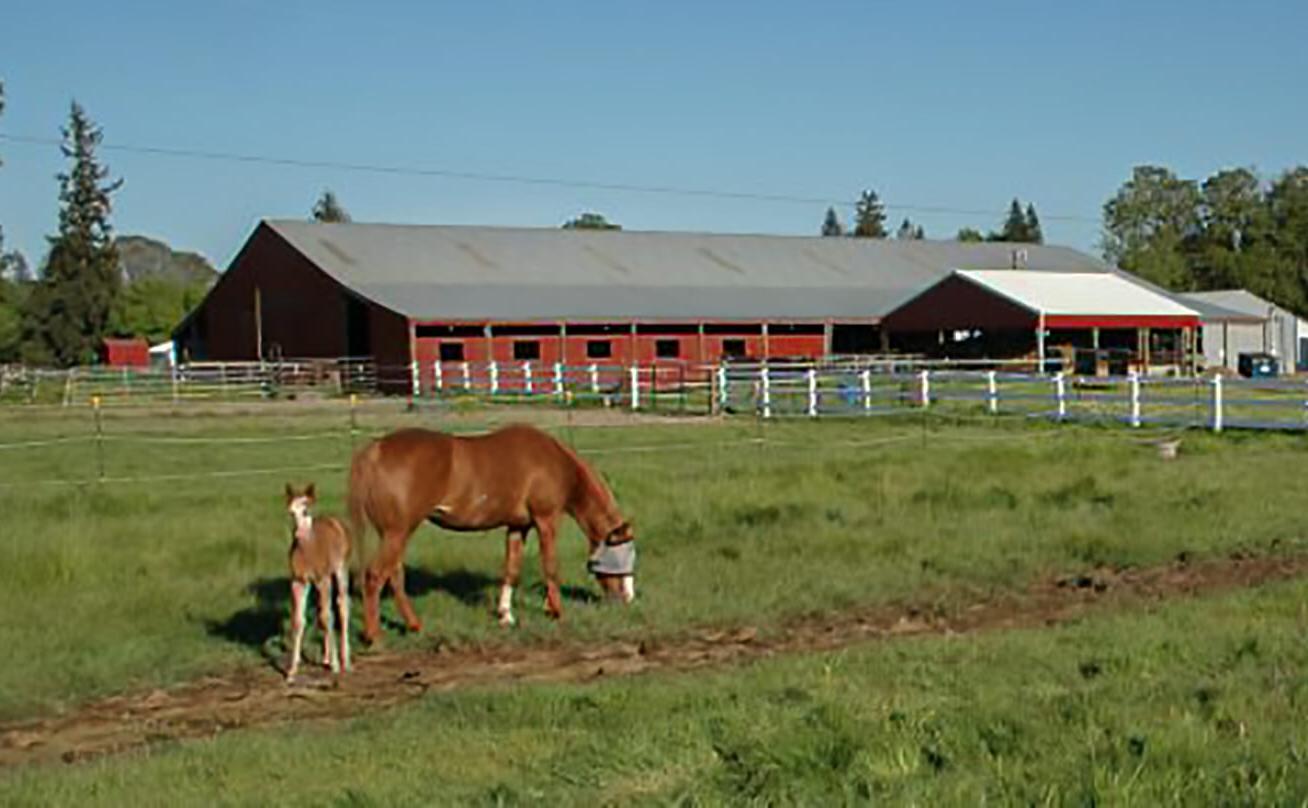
left=363, top=529, right=409, bottom=645
left=286, top=579, right=309, bottom=682
left=316, top=577, right=338, bottom=672
left=536, top=516, right=564, bottom=620
left=389, top=562, right=423, bottom=634
left=334, top=564, right=351, bottom=672
left=498, top=528, right=527, bottom=627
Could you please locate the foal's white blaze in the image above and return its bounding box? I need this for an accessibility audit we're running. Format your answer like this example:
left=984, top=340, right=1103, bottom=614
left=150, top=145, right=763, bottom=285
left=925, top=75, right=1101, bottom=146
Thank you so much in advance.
left=290, top=496, right=313, bottom=536
left=497, top=584, right=516, bottom=626
left=621, top=575, right=636, bottom=603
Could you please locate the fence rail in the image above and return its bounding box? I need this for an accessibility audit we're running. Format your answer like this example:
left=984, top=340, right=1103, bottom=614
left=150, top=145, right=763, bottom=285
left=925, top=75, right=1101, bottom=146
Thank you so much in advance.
left=4, top=358, right=1308, bottom=433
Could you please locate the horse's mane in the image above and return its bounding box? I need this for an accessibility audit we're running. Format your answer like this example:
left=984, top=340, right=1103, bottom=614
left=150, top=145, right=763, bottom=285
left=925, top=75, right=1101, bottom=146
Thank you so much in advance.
left=555, top=437, right=619, bottom=523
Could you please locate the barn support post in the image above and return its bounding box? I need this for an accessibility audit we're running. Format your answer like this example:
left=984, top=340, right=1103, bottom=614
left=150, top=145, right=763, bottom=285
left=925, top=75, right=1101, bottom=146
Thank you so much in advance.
left=1092, top=327, right=1100, bottom=350
left=433, top=361, right=443, bottom=394
left=589, top=363, right=600, bottom=395
left=489, top=361, right=500, bottom=396
left=1054, top=372, right=1066, bottom=421
left=987, top=369, right=998, bottom=415
left=629, top=364, right=640, bottom=411
left=861, top=368, right=872, bottom=414
left=461, top=361, right=471, bottom=390
left=1129, top=370, right=1142, bottom=427
left=1036, top=313, right=1047, bottom=374
left=823, top=320, right=834, bottom=358
left=716, top=365, right=728, bottom=413
left=919, top=369, right=931, bottom=408
left=410, top=360, right=421, bottom=399
left=761, top=322, right=770, bottom=360
left=1211, top=372, right=1224, bottom=433
left=806, top=367, right=818, bottom=417
left=523, top=361, right=533, bottom=396
left=759, top=364, right=771, bottom=419
left=553, top=362, right=564, bottom=399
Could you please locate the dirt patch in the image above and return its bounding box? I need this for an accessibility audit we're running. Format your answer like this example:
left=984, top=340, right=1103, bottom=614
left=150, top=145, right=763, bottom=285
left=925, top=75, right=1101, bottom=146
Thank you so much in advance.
left=2, top=552, right=1304, bottom=770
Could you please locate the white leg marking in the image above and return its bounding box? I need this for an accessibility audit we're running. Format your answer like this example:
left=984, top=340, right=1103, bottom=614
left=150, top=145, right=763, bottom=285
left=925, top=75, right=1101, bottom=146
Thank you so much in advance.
left=622, top=576, right=636, bottom=603
left=497, top=584, right=516, bottom=627
left=287, top=580, right=309, bottom=682
left=335, top=565, right=351, bottom=672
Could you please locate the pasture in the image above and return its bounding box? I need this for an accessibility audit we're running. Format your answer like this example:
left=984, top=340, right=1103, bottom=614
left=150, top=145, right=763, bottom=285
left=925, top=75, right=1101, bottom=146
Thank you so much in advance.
left=1, top=400, right=1307, bottom=802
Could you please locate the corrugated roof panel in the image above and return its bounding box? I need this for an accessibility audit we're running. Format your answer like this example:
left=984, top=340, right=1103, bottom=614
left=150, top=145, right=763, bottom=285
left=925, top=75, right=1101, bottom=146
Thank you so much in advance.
left=956, top=270, right=1199, bottom=317
left=265, top=220, right=1115, bottom=320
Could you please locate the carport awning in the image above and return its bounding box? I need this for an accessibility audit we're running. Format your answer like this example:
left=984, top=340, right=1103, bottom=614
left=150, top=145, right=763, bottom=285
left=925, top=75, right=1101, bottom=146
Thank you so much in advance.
left=883, top=270, right=1202, bottom=332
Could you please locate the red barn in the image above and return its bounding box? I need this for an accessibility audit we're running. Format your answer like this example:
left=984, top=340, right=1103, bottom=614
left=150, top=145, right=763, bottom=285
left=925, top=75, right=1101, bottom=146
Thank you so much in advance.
left=173, top=220, right=1192, bottom=385
left=100, top=337, right=150, bottom=368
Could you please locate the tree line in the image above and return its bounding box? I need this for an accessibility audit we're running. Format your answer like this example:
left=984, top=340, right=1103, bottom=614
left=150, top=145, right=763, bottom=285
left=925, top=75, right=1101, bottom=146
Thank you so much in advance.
left=1101, top=165, right=1308, bottom=314
left=820, top=192, right=1043, bottom=245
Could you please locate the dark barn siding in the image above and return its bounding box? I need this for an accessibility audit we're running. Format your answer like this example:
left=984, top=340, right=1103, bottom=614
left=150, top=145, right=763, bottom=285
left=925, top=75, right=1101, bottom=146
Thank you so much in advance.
left=175, top=223, right=409, bottom=365
left=882, top=274, right=1037, bottom=333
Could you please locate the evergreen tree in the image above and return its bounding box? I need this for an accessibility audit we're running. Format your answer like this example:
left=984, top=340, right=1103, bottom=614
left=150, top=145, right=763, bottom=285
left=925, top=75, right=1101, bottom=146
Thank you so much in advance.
left=955, top=227, right=984, bottom=242
left=990, top=198, right=1029, bottom=242
left=852, top=189, right=887, bottom=238
left=896, top=218, right=925, bottom=240
left=820, top=206, right=844, bottom=237
left=562, top=211, right=621, bottom=230
left=28, top=102, right=123, bottom=366
left=311, top=189, right=351, bottom=223
left=1024, top=203, right=1044, bottom=244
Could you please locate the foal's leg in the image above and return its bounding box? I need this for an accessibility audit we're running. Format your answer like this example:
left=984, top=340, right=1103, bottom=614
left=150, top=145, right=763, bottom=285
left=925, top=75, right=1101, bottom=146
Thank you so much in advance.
left=498, top=527, right=527, bottom=627
left=316, top=577, right=338, bottom=672
left=286, top=579, right=309, bottom=682
left=334, top=564, right=351, bottom=672
left=536, top=516, right=564, bottom=620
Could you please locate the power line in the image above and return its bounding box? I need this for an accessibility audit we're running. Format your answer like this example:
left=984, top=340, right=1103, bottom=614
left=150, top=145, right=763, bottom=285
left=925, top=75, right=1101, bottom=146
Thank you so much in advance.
left=0, top=131, right=1102, bottom=224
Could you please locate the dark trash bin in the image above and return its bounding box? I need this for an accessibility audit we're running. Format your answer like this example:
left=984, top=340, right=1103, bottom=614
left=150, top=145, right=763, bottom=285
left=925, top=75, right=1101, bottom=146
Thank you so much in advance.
left=1237, top=352, right=1278, bottom=378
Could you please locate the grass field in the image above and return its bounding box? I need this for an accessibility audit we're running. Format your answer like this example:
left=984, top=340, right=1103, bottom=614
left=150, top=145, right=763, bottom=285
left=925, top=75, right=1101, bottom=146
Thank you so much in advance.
left=1, top=400, right=1307, bottom=802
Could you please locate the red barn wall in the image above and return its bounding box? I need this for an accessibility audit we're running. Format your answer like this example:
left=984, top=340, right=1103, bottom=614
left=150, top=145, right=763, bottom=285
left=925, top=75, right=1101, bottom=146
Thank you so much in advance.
left=174, top=223, right=409, bottom=366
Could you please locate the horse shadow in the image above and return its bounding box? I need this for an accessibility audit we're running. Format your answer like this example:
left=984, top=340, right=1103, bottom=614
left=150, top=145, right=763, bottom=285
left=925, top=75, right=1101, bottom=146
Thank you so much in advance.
left=203, top=566, right=511, bottom=650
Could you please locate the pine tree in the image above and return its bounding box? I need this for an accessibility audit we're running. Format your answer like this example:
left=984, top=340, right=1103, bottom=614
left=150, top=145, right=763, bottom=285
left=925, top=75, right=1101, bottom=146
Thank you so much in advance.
left=896, top=218, right=924, bottom=240
left=1024, top=203, right=1043, bottom=244
left=30, top=102, right=123, bottom=366
left=955, top=227, right=984, bottom=242
left=995, top=198, right=1028, bottom=242
left=852, top=190, right=887, bottom=238
left=311, top=189, right=351, bottom=223
left=821, top=206, right=844, bottom=237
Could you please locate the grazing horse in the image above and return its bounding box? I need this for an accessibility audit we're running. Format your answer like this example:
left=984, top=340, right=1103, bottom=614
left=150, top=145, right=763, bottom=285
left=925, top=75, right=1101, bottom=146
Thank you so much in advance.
left=347, top=424, right=637, bottom=645
left=283, top=483, right=351, bottom=682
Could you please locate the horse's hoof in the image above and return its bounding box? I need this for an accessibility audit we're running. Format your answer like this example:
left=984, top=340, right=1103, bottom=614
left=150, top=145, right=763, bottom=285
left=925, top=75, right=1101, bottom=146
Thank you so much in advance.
left=405, top=621, right=423, bottom=634
left=498, top=612, right=516, bottom=628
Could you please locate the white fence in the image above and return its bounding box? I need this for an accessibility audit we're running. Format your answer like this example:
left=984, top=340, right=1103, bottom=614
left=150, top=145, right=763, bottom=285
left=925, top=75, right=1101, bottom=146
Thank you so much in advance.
left=6, top=357, right=1308, bottom=433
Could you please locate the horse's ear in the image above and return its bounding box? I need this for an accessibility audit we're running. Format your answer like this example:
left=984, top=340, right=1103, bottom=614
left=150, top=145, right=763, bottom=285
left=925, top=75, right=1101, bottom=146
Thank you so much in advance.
left=305, top=483, right=316, bottom=502
left=284, top=482, right=295, bottom=501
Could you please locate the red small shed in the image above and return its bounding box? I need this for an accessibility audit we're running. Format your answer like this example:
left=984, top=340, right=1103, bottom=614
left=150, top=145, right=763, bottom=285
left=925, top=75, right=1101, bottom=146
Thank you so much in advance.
left=100, top=337, right=151, bottom=367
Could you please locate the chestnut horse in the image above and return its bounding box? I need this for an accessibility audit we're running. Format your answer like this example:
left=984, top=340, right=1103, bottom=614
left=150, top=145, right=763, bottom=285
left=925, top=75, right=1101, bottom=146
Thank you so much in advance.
left=347, top=424, right=637, bottom=644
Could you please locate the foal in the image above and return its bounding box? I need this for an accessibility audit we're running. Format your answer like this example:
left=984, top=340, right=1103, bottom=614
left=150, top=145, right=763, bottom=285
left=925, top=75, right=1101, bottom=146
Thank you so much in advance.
left=284, top=483, right=351, bottom=682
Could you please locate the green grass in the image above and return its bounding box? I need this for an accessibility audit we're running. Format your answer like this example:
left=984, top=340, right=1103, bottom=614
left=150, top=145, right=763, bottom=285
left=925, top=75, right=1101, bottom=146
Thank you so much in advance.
left=3, top=578, right=1307, bottom=805
left=1, top=402, right=1307, bottom=725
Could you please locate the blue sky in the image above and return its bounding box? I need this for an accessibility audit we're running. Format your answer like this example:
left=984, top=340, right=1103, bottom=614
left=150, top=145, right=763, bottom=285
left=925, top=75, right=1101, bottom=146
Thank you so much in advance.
left=1, top=1, right=1304, bottom=270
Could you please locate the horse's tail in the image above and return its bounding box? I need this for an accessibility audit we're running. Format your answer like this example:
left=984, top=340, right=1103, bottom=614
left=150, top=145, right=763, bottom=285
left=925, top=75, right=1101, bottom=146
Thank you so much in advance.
left=346, top=441, right=378, bottom=586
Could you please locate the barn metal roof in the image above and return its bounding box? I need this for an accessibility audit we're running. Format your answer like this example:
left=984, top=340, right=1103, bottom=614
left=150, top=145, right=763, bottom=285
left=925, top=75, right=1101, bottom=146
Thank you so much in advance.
left=1179, top=290, right=1284, bottom=321
left=264, top=220, right=1112, bottom=321
left=954, top=270, right=1200, bottom=317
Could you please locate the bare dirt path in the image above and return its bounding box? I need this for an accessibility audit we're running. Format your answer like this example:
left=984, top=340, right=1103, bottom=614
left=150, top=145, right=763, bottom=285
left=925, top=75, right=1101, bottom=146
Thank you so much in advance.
left=2, top=552, right=1304, bottom=769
